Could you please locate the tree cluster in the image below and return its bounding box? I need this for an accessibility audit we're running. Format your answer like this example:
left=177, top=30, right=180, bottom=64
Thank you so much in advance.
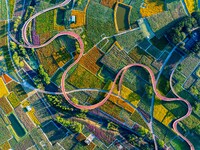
left=167, top=16, right=198, bottom=44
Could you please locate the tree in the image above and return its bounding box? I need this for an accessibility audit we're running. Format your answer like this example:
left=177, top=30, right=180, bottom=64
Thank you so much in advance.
left=145, top=85, right=153, bottom=98
left=13, top=52, right=20, bottom=66
left=157, top=139, right=165, bottom=149
left=137, top=126, right=149, bottom=137
left=75, top=41, right=81, bottom=54
left=19, top=45, right=26, bottom=56
left=19, top=61, right=24, bottom=68
left=71, top=97, right=79, bottom=104
left=10, top=41, right=17, bottom=50
left=190, top=86, right=199, bottom=98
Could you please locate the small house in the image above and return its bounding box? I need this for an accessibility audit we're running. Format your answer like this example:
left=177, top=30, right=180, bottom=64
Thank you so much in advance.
left=84, top=134, right=95, bottom=145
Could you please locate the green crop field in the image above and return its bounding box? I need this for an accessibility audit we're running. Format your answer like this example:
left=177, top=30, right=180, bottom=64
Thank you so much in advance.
left=116, top=29, right=144, bottom=53
left=0, top=115, right=11, bottom=145
left=0, top=0, right=7, bottom=20
left=86, top=1, right=116, bottom=43
left=6, top=81, right=28, bottom=101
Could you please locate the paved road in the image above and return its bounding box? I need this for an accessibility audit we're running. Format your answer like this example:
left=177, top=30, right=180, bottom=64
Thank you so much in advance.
left=9, top=0, right=194, bottom=149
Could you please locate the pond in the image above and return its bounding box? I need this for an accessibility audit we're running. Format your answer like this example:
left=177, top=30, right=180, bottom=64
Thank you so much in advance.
left=116, top=3, right=130, bottom=31
left=8, top=114, right=26, bottom=137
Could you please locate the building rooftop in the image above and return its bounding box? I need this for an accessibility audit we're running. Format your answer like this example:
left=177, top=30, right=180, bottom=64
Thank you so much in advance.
left=84, top=134, right=95, bottom=145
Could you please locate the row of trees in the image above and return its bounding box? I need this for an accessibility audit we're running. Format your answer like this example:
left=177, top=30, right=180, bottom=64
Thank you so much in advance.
left=46, top=94, right=74, bottom=112
left=10, top=41, right=27, bottom=68
left=56, top=116, right=84, bottom=133
left=38, top=65, right=50, bottom=84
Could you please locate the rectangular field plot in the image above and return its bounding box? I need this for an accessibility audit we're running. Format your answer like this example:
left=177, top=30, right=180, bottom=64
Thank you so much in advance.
left=7, top=92, right=20, bottom=108
left=59, top=134, right=77, bottom=149
left=180, top=54, right=199, bottom=77
left=140, top=0, right=164, bottom=17
left=0, top=0, right=7, bottom=20
left=170, top=137, right=190, bottom=150
left=6, top=81, right=28, bottom=101
left=115, top=29, right=144, bottom=53
left=0, top=78, right=9, bottom=98
left=183, top=75, right=197, bottom=89
left=79, top=46, right=103, bottom=74
left=146, top=45, right=162, bottom=59
left=128, top=46, right=149, bottom=62
left=0, top=97, right=13, bottom=114
left=15, top=106, right=35, bottom=132
left=138, top=38, right=151, bottom=50
left=31, top=99, right=46, bottom=111
left=67, top=64, right=105, bottom=89
left=87, top=1, right=116, bottom=43
left=30, top=128, right=52, bottom=150
left=150, top=36, right=169, bottom=50
left=153, top=120, right=176, bottom=143
left=147, top=11, right=174, bottom=38
left=9, top=135, right=35, bottom=150
left=152, top=52, right=168, bottom=70
left=167, top=0, right=186, bottom=19
left=26, top=93, right=41, bottom=104
left=34, top=108, right=52, bottom=126
left=42, top=122, right=66, bottom=145
left=100, top=44, right=134, bottom=72
left=100, top=100, right=125, bottom=122
left=0, top=115, right=11, bottom=145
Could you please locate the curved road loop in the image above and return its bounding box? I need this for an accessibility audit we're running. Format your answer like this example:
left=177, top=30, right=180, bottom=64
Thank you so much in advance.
left=9, top=0, right=194, bottom=149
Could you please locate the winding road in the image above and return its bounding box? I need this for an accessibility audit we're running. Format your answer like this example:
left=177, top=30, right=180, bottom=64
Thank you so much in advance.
left=9, top=0, right=194, bottom=149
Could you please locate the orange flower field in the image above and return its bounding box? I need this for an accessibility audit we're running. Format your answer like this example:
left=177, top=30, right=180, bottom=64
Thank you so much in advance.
left=140, top=0, right=164, bottom=17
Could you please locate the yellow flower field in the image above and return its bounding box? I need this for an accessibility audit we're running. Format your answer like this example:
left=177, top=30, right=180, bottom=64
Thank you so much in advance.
left=140, top=0, right=164, bottom=17
left=104, top=81, right=140, bottom=113
left=154, top=98, right=175, bottom=126
left=27, top=108, right=40, bottom=125
left=0, top=141, right=11, bottom=150
left=185, top=0, right=197, bottom=13
left=0, top=78, right=9, bottom=98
